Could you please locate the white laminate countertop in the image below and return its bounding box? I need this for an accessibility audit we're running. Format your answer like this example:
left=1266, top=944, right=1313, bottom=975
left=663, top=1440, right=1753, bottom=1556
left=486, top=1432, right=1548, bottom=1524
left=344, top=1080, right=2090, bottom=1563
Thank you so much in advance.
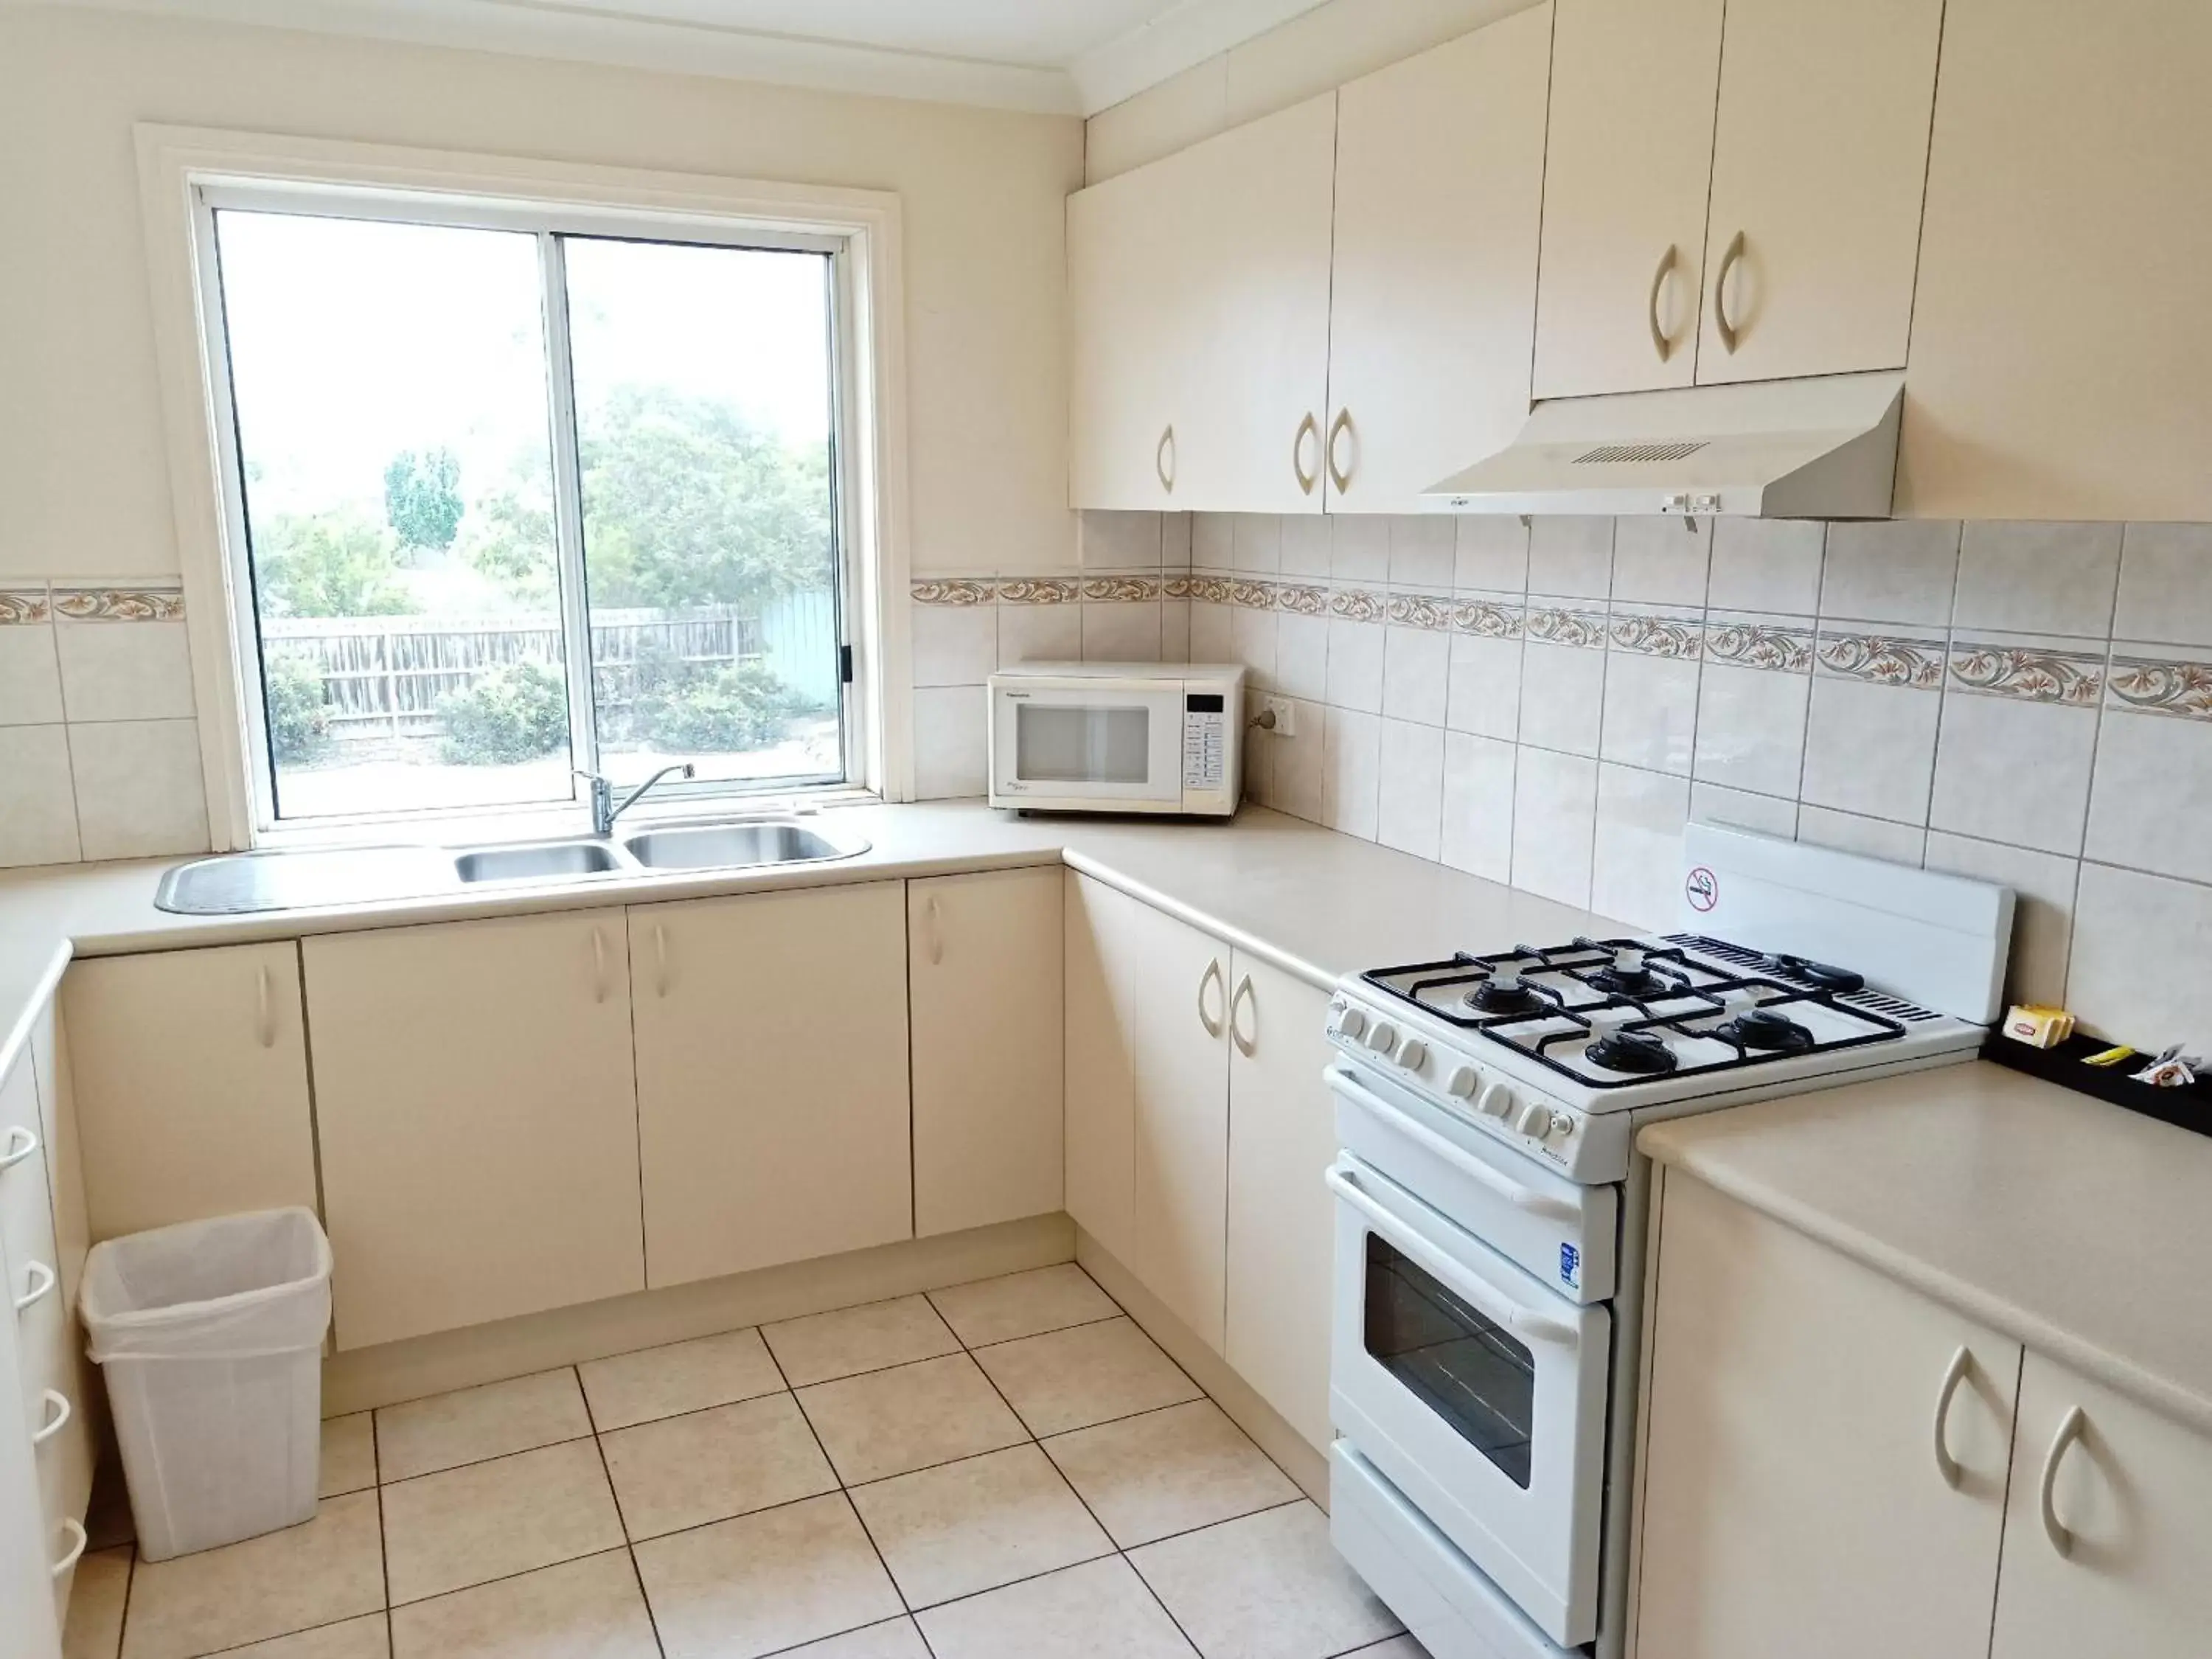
left=1640, top=1065, right=2212, bottom=1437
left=0, top=800, right=1614, bottom=1081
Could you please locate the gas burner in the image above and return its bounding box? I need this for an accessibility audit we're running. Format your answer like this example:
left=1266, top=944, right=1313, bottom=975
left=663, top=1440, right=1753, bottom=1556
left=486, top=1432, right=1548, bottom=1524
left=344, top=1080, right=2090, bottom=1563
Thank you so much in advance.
left=1585, top=1029, right=1677, bottom=1075
left=1759, top=953, right=1866, bottom=994
left=1714, top=1008, right=1816, bottom=1054
left=1465, top=967, right=1548, bottom=1017
left=1584, top=945, right=1669, bottom=999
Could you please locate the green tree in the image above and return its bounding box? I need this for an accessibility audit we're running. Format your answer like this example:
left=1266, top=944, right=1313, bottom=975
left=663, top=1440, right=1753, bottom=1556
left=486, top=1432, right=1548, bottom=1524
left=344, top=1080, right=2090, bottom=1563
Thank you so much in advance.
left=255, top=512, right=412, bottom=619
left=384, top=446, right=465, bottom=553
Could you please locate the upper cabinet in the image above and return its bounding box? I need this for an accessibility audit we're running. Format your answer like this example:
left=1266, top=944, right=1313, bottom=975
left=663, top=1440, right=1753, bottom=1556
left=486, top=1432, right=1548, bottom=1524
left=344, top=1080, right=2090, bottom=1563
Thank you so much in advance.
left=1325, top=7, right=1551, bottom=512
left=1532, top=0, right=1724, bottom=399
left=1899, top=0, right=2212, bottom=521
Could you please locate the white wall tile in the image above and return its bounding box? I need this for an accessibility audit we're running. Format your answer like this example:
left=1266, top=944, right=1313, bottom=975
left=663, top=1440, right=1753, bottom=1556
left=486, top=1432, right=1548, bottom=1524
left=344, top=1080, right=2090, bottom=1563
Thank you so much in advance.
left=1924, top=832, right=2079, bottom=1009
left=1162, top=514, right=1193, bottom=570
left=1689, top=782, right=1798, bottom=838
left=1270, top=703, right=1325, bottom=823
left=1079, top=511, right=1164, bottom=570
left=1928, top=691, right=2098, bottom=856
left=1190, top=601, right=1234, bottom=664
left=1952, top=521, right=2121, bottom=636
left=1610, top=517, right=1710, bottom=608
left=1279, top=516, right=1332, bottom=578
left=1707, top=518, right=1823, bottom=615
left=55, top=618, right=197, bottom=721
left=1321, top=706, right=1381, bottom=841
left=1444, top=634, right=1521, bottom=742
left=1274, top=611, right=1329, bottom=702
left=1331, top=518, right=1389, bottom=585
left=1693, top=661, right=1809, bottom=799
left=1599, top=650, right=1698, bottom=776
left=1526, top=518, right=1613, bottom=600
left=1387, top=516, right=1455, bottom=589
left=2082, top=705, right=2212, bottom=886
left=1161, top=601, right=1192, bottom=664
left=1440, top=731, right=1514, bottom=883
left=1380, top=627, right=1449, bottom=726
left=1801, top=676, right=1940, bottom=824
left=1242, top=691, right=1277, bottom=807
left=2112, top=523, right=2212, bottom=647
left=1324, top=618, right=1385, bottom=714
left=1454, top=518, right=1528, bottom=596
left=0, top=725, right=81, bottom=866
left=1818, top=521, right=1959, bottom=626
left=1192, top=514, right=1235, bottom=569
left=1081, top=602, right=1163, bottom=664
left=1796, top=804, right=1926, bottom=866
left=1510, top=747, right=1597, bottom=908
left=912, top=686, right=987, bottom=800
left=69, top=717, right=209, bottom=860
left=1592, top=763, right=1691, bottom=929
left=998, top=603, right=1083, bottom=667
left=1230, top=604, right=1277, bottom=689
left=1232, top=514, right=1281, bottom=572
left=0, top=622, right=65, bottom=726
left=1517, top=641, right=1604, bottom=758
left=1377, top=719, right=1445, bottom=860
left=2067, top=861, right=2212, bottom=1052
left=910, top=604, right=997, bottom=686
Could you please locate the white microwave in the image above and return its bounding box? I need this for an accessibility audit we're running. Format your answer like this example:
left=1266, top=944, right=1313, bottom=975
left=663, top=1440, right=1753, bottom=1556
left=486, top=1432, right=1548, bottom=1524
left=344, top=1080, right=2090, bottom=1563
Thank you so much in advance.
left=987, top=663, right=1246, bottom=816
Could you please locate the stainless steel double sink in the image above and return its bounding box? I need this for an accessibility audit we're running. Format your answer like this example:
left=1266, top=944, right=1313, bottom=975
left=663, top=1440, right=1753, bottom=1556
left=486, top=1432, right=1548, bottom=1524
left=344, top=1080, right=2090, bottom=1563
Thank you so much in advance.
left=156, top=818, right=870, bottom=915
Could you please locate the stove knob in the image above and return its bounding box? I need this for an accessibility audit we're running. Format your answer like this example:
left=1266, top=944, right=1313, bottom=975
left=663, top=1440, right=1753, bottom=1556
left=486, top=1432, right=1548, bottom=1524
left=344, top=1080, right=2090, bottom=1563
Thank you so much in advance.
left=1364, top=1021, right=1398, bottom=1053
left=1338, top=1007, right=1368, bottom=1040
left=1516, top=1101, right=1558, bottom=1139
left=1475, top=1081, right=1515, bottom=1119
left=1396, top=1038, right=1427, bottom=1072
left=1446, top=1065, right=1479, bottom=1099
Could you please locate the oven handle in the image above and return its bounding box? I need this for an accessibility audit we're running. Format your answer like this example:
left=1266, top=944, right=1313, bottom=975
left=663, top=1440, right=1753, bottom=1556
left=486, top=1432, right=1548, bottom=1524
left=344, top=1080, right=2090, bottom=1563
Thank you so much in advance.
left=1326, top=1162, right=1581, bottom=1349
left=1326, top=1065, right=1579, bottom=1222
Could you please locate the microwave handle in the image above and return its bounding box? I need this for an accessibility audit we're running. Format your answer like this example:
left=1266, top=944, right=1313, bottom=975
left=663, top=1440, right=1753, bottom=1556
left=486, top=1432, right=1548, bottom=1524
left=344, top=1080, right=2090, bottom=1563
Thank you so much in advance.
left=1326, top=1162, right=1580, bottom=1349
left=1326, top=1065, right=1579, bottom=1222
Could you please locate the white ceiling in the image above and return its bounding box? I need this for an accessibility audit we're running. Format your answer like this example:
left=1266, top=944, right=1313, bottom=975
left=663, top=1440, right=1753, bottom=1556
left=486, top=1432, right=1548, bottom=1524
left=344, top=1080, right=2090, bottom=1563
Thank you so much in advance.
left=16, top=0, right=1332, bottom=112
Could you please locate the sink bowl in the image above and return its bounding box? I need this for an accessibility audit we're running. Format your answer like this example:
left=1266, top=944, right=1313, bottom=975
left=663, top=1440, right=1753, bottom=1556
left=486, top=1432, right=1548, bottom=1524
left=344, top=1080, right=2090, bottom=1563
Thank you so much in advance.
left=624, top=821, right=852, bottom=871
left=453, top=840, right=623, bottom=884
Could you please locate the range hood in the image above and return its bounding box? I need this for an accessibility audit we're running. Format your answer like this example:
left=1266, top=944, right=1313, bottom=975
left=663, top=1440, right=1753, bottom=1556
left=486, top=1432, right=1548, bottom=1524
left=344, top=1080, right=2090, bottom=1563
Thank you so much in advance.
left=1423, top=369, right=1905, bottom=518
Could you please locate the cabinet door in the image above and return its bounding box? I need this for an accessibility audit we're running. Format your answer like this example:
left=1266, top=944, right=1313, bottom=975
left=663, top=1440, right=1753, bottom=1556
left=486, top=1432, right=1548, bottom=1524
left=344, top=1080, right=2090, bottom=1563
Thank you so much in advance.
left=1989, top=1354, right=2212, bottom=1656
left=1532, top=0, right=1724, bottom=399
left=910, top=868, right=1063, bottom=1237
left=1068, top=159, right=1194, bottom=509
left=1694, top=0, right=1943, bottom=383
left=1064, top=872, right=1136, bottom=1262
left=1126, top=900, right=1232, bottom=1349
left=1633, top=1172, right=2016, bottom=1659
left=63, top=943, right=317, bottom=1241
left=1326, top=7, right=1550, bottom=513
left=1899, top=0, right=2212, bottom=521
left=0, top=1217, right=63, bottom=1659
left=1223, top=951, right=1335, bottom=1451
left=304, top=912, right=643, bottom=1349
left=633, top=883, right=911, bottom=1287
left=1174, top=94, right=1338, bottom=515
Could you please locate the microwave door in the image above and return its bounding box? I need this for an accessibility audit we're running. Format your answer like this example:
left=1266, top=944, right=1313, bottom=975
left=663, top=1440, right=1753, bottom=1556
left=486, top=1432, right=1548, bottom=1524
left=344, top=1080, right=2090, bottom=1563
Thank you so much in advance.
left=995, top=686, right=1183, bottom=804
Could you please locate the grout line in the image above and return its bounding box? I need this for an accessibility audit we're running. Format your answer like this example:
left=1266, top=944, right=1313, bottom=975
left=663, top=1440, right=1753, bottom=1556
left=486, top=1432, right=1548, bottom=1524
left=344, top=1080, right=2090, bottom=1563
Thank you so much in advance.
left=374, top=1427, right=600, bottom=1489
left=575, top=1361, right=673, bottom=1658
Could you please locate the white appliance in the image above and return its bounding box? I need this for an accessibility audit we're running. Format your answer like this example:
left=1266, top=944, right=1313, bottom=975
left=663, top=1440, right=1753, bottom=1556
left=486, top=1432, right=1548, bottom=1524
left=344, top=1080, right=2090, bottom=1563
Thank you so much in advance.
left=987, top=663, right=1245, bottom=815
left=1324, top=825, right=2013, bottom=1659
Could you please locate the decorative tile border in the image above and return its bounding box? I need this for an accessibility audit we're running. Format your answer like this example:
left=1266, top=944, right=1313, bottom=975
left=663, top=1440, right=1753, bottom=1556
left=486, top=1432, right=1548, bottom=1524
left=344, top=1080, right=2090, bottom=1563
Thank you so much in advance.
left=1609, top=611, right=1704, bottom=660
left=1328, top=587, right=1386, bottom=623
left=1947, top=638, right=2105, bottom=706
left=0, top=588, right=49, bottom=625
left=50, top=585, right=185, bottom=622
left=1385, top=592, right=1453, bottom=632
left=1452, top=599, right=1523, bottom=639
left=910, top=578, right=995, bottom=607
left=1705, top=618, right=1814, bottom=673
left=1078, top=576, right=1161, bottom=603
left=1525, top=606, right=1609, bottom=650
left=1277, top=583, right=1329, bottom=616
left=993, top=578, right=1079, bottom=605
left=2107, top=653, right=2212, bottom=721
left=1815, top=630, right=1947, bottom=689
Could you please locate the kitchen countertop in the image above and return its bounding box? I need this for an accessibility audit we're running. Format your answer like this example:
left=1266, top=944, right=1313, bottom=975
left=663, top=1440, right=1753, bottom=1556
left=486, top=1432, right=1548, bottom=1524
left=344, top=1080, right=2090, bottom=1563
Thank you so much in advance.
left=1641, top=1065, right=2212, bottom=1436
left=0, top=800, right=1610, bottom=1081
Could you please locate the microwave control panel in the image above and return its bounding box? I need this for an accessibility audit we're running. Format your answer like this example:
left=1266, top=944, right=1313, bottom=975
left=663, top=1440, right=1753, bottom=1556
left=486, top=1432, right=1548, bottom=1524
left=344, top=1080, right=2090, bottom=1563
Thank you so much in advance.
left=1183, top=693, right=1227, bottom=791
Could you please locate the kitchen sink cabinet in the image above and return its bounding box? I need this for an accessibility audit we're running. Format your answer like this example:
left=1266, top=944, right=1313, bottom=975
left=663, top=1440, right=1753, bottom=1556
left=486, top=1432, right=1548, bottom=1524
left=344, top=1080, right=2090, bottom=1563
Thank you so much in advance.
left=1222, top=950, right=1336, bottom=1452
left=63, top=942, right=318, bottom=1242
left=631, top=882, right=911, bottom=1287
left=1063, top=872, right=1138, bottom=1262
left=909, top=869, right=1063, bottom=1237
left=304, top=911, right=645, bottom=1349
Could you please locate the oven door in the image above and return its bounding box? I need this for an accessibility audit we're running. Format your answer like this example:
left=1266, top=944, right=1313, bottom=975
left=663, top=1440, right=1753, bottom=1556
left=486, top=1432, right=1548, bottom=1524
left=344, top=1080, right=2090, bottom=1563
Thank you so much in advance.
left=1329, top=1153, right=1608, bottom=1648
left=989, top=681, right=1186, bottom=809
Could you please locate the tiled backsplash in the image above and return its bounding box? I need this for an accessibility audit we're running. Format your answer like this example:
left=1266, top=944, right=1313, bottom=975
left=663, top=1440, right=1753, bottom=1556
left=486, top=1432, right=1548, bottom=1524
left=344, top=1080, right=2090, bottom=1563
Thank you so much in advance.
left=0, top=582, right=211, bottom=867
left=917, top=510, right=2212, bottom=1055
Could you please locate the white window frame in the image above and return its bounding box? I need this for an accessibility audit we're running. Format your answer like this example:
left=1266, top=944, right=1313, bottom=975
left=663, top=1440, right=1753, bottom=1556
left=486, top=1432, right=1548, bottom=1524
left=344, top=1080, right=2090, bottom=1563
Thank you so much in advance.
left=136, top=125, right=916, bottom=848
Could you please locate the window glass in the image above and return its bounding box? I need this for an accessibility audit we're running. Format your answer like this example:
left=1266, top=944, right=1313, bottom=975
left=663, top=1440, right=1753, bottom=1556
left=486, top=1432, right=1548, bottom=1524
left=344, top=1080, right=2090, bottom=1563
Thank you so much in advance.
left=1363, top=1232, right=1537, bottom=1488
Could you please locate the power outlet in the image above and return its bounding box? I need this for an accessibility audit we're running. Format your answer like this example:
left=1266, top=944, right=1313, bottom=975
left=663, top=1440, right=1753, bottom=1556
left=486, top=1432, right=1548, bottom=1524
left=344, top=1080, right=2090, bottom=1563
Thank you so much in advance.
left=1259, top=695, right=1298, bottom=738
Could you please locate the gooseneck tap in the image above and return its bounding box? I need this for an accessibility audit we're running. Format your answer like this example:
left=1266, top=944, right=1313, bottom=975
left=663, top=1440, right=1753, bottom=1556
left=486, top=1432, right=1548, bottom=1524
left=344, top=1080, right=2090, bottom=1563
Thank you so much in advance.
left=575, top=762, right=696, bottom=837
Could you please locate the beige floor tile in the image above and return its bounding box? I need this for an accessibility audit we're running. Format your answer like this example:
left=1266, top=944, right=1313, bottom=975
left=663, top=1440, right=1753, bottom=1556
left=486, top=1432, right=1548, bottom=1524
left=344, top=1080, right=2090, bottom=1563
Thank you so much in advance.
left=917, top=1556, right=1198, bottom=1659
left=220, top=1615, right=392, bottom=1657
left=634, top=1492, right=902, bottom=1659
left=320, top=1414, right=377, bottom=1498
left=1129, top=1502, right=1402, bottom=1659
left=778, top=1618, right=932, bottom=1658
left=928, top=1265, right=1120, bottom=1349
left=120, top=1489, right=384, bottom=1659
left=62, top=1545, right=130, bottom=1659
left=601, top=1391, right=837, bottom=1540
left=796, top=1353, right=1026, bottom=1485
left=848, top=1443, right=1111, bottom=1609
left=381, top=1439, right=625, bottom=1605
left=389, top=1549, right=656, bottom=1659
left=375, top=1368, right=593, bottom=1482
left=1343, top=1641, right=1429, bottom=1658
left=762, top=1294, right=961, bottom=1386
left=1042, top=1399, right=1300, bottom=1547
left=578, top=1328, right=784, bottom=1430
left=972, top=1318, right=1201, bottom=1437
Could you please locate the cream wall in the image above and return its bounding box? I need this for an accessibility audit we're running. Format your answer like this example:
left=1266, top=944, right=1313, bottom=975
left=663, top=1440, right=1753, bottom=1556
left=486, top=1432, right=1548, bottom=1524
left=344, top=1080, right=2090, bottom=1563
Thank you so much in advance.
left=0, top=5, right=1085, bottom=583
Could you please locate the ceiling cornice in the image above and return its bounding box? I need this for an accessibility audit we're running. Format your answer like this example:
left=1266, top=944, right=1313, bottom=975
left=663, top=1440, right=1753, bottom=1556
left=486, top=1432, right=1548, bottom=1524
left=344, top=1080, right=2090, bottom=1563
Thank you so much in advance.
left=1068, top=0, right=1331, bottom=114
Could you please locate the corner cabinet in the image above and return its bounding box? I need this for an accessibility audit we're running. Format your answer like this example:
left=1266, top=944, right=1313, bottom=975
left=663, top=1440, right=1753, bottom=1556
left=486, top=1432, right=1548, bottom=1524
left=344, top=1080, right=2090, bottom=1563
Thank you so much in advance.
left=303, top=911, right=646, bottom=1349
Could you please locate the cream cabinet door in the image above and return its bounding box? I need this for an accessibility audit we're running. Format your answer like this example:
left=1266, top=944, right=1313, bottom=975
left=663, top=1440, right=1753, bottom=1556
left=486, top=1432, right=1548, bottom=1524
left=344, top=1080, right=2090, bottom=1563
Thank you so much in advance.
left=1325, top=7, right=1550, bottom=513
left=1064, top=872, right=1137, bottom=1262
left=1632, top=1172, right=2017, bottom=1659
left=0, top=1209, right=63, bottom=1659
left=633, top=883, right=911, bottom=1287
left=1694, top=0, right=1943, bottom=383
left=1222, top=951, right=1335, bottom=1451
left=1173, top=94, right=1338, bottom=515
left=1899, top=0, right=2212, bottom=521
left=1989, top=1354, right=2212, bottom=1657
left=304, top=912, right=644, bottom=1349
left=910, top=868, right=1063, bottom=1237
left=1532, top=0, right=1724, bottom=399
left=63, top=943, right=318, bottom=1242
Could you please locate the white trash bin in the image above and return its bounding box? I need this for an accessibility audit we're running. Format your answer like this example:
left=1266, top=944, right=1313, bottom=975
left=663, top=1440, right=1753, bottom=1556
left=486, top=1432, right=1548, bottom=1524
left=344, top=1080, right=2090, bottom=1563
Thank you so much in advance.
left=79, top=1207, right=333, bottom=1561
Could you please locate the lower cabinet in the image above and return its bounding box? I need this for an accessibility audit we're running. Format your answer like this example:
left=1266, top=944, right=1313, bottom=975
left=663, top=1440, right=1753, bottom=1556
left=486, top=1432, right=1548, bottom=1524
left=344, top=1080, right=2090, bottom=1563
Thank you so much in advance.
left=304, top=911, right=645, bottom=1349
left=631, top=883, right=911, bottom=1287
left=1064, top=872, right=1138, bottom=1263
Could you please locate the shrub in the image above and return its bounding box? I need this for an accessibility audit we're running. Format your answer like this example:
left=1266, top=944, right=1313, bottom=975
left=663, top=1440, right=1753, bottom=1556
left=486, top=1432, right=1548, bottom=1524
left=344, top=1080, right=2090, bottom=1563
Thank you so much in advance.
left=439, top=660, right=569, bottom=765
left=265, top=653, right=332, bottom=765
left=638, top=660, right=809, bottom=753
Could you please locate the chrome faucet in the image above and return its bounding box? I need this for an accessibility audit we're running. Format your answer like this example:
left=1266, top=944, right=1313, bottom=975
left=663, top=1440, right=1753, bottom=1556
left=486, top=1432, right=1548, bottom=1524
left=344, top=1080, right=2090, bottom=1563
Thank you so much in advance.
left=576, top=762, right=695, bottom=837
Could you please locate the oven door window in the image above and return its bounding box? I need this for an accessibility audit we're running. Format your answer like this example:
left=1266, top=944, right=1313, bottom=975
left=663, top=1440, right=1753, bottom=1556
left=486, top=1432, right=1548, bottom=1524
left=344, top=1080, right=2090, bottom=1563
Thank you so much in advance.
left=1363, top=1232, right=1536, bottom=1488
left=1015, top=703, right=1152, bottom=784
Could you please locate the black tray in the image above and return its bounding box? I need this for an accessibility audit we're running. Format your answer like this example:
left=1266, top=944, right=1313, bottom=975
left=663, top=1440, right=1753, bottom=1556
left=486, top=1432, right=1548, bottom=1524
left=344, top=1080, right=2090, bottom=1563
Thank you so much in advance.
left=1981, top=1031, right=2212, bottom=1138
